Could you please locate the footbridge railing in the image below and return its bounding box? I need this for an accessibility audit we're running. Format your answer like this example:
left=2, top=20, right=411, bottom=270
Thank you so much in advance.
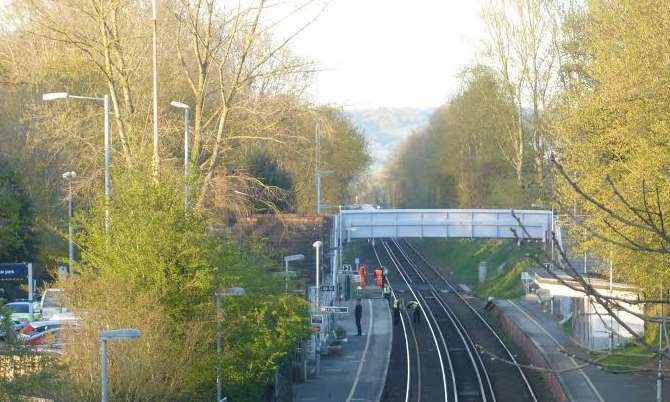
left=339, top=208, right=554, bottom=242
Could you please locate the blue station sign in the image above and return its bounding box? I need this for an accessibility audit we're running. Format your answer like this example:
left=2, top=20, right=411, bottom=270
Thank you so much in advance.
left=0, top=263, right=28, bottom=281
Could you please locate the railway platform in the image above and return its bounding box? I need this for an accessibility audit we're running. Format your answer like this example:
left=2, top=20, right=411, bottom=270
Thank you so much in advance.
left=294, top=297, right=392, bottom=402
left=496, top=296, right=659, bottom=402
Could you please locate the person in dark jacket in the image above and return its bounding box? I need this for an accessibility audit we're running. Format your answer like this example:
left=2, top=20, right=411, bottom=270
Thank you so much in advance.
left=392, top=298, right=401, bottom=325
left=407, top=300, right=421, bottom=323
left=355, top=298, right=363, bottom=336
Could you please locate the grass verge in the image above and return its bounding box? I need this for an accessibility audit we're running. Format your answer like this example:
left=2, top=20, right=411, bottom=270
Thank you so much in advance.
left=409, top=238, right=540, bottom=298
left=592, top=344, right=655, bottom=372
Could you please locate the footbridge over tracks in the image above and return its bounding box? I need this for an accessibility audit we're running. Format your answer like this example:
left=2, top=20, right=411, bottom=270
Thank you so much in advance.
left=339, top=208, right=554, bottom=242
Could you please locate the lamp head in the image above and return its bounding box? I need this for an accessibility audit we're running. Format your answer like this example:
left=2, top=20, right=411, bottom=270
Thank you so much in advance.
left=313, top=241, right=322, bottom=248
left=170, top=100, right=190, bottom=110
left=101, top=328, right=141, bottom=341
left=42, top=92, right=69, bottom=101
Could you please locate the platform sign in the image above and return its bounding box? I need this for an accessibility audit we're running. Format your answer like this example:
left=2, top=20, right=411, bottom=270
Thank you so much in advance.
left=0, top=263, right=28, bottom=282
left=320, top=285, right=336, bottom=292
left=320, top=306, right=349, bottom=314
left=341, top=264, right=353, bottom=272
left=310, top=325, right=321, bottom=333
left=354, top=257, right=360, bottom=267
left=311, top=315, right=324, bottom=325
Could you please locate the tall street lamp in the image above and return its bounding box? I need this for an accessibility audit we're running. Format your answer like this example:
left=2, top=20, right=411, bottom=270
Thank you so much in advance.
left=312, top=241, right=322, bottom=310
left=312, top=241, right=322, bottom=377
left=100, top=328, right=141, bottom=402
left=43, top=92, right=111, bottom=232
left=62, top=171, right=77, bottom=272
left=170, top=101, right=191, bottom=209
left=215, top=287, right=245, bottom=402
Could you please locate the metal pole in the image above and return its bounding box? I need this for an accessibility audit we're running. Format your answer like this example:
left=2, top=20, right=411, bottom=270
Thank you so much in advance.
left=550, top=209, right=555, bottom=264
left=216, top=293, right=222, bottom=402
left=337, top=208, right=343, bottom=295
left=101, top=338, right=108, bottom=402
left=285, top=259, right=289, bottom=293
left=609, top=253, right=613, bottom=352
left=658, top=318, right=664, bottom=402
left=28, top=263, right=33, bottom=321
left=68, top=180, right=74, bottom=271
left=152, top=0, right=160, bottom=180
left=315, top=241, right=320, bottom=377
left=315, top=244, right=320, bottom=311
left=104, top=94, right=111, bottom=233
left=315, top=123, right=320, bottom=214
left=184, top=107, right=190, bottom=209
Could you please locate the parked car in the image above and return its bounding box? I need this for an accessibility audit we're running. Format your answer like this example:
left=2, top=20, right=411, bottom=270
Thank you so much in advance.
left=24, top=327, right=62, bottom=347
left=3, top=301, right=41, bottom=322
left=21, top=319, right=79, bottom=349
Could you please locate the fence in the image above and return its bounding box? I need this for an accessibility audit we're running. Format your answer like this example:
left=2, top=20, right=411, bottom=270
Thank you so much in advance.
left=0, top=346, right=56, bottom=381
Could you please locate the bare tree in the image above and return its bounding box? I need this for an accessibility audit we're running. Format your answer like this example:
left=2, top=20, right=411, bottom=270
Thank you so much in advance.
left=481, top=0, right=562, bottom=198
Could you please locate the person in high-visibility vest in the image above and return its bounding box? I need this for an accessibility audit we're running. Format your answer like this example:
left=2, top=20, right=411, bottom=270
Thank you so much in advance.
left=392, top=298, right=401, bottom=325
left=374, top=266, right=384, bottom=287
left=358, top=264, right=367, bottom=288
left=382, top=283, right=391, bottom=302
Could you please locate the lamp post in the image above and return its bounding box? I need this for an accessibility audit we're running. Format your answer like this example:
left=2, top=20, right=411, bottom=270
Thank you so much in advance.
left=43, top=92, right=111, bottom=233
left=284, top=254, right=305, bottom=292
left=62, top=171, right=77, bottom=272
left=170, top=101, right=191, bottom=209
left=314, top=122, right=335, bottom=214
left=215, top=287, right=245, bottom=402
left=312, top=241, right=322, bottom=310
left=312, top=241, right=322, bottom=377
left=100, top=328, right=141, bottom=402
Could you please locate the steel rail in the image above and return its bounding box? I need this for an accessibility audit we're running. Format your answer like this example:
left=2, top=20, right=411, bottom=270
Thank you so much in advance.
left=401, top=239, right=539, bottom=402
left=379, top=240, right=451, bottom=402
left=372, top=244, right=414, bottom=402
left=388, top=239, right=489, bottom=402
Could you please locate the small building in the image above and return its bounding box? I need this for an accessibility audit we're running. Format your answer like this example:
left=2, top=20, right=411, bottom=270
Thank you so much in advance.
left=530, top=270, right=644, bottom=350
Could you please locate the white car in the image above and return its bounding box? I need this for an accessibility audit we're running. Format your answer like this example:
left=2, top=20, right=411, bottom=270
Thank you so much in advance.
left=40, top=288, right=69, bottom=320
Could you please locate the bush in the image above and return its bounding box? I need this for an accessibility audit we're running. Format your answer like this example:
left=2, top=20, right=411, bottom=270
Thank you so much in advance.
left=12, top=172, right=308, bottom=402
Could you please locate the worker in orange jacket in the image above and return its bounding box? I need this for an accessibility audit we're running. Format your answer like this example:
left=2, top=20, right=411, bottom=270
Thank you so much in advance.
left=374, top=266, right=384, bottom=287
left=358, top=263, right=367, bottom=288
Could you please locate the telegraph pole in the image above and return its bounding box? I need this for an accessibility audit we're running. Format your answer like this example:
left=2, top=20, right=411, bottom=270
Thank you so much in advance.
left=657, top=318, right=664, bottom=402
left=315, top=122, right=320, bottom=214
left=314, top=122, right=334, bottom=214
left=152, top=0, right=160, bottom=180
left=658, top=285, right=665, bottom=402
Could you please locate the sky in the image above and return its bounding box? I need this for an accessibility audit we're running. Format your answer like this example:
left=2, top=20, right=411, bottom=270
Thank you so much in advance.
left=272, top=0, right=487, bottom=109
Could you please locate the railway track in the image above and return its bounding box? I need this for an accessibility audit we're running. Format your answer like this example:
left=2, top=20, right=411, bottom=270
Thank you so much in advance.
left=375, top=238, right=539, bottom=402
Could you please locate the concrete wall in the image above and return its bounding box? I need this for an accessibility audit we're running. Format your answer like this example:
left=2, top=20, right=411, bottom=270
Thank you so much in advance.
left=493, top=309, right=569, bottom=402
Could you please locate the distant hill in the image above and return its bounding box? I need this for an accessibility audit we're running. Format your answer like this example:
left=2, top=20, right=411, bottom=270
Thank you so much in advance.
left=346, top=107, right=434, bottom=173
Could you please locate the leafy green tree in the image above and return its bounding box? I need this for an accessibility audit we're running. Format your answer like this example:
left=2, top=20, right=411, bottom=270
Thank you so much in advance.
left=0, top=159, right=35, bottom=262
left=551, top=0, right=670, bottom=294
left=14, top=172, right=309, bottom=402
left=385, top=67, right=528, bottom=209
